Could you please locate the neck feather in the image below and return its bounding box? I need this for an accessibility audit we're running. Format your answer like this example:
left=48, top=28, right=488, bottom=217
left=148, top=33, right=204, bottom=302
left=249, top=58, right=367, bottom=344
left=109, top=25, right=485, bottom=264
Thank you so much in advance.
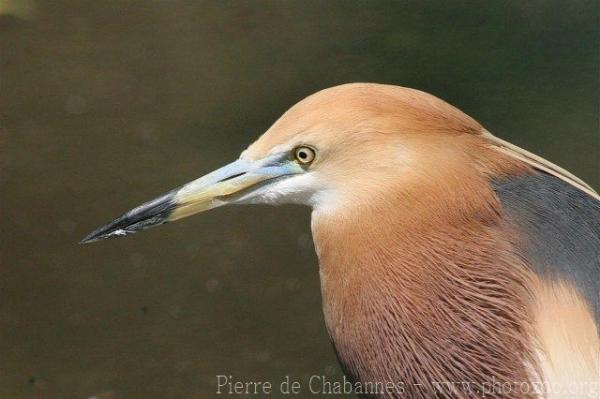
left=311, top=166, right=540, bottom=398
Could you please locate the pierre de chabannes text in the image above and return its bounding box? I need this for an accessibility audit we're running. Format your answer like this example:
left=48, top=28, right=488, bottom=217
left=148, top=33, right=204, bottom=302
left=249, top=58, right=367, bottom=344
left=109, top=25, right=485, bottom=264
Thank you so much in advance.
left=215, top=375, right=597, bottom=396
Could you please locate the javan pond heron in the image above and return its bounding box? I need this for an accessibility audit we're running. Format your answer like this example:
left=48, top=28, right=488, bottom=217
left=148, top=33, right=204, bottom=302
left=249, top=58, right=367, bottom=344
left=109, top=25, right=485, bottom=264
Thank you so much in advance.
left=83, top=83, right=599, bottom=399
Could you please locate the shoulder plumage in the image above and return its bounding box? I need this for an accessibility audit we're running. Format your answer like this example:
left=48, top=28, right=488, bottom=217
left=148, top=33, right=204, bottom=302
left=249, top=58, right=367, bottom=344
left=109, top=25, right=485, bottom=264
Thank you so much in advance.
left=492, top=170, right=599, bottom=322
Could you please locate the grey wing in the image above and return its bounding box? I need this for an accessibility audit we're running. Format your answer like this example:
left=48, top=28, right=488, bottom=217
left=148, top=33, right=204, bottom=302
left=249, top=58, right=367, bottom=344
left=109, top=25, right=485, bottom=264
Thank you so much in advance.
left=493, top=171, right=600, bottom=323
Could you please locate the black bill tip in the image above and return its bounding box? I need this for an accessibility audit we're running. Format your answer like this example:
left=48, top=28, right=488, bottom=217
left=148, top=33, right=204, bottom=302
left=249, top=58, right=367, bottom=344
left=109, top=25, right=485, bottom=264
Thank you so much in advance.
left=80, top=191, right=178, bottom=244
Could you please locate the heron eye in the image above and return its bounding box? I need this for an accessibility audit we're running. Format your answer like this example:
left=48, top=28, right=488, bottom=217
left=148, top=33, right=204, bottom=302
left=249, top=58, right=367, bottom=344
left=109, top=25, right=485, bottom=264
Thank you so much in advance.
left=294, top=146, right=316, bottom=164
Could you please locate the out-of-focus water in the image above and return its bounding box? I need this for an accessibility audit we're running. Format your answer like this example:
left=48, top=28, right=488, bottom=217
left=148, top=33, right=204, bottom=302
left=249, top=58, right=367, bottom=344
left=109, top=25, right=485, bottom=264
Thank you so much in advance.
left=0, top=1, right=597, bottom=398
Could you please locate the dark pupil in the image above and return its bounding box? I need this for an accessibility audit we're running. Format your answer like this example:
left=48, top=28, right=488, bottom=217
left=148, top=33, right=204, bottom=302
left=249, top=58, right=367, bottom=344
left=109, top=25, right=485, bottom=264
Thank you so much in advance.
left=298, top=150, right=307, bottom=159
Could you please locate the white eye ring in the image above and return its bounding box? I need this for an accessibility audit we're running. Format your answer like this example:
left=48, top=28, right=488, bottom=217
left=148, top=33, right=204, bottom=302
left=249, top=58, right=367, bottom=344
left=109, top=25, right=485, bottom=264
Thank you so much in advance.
left=294, top=146, right=316, bottom=164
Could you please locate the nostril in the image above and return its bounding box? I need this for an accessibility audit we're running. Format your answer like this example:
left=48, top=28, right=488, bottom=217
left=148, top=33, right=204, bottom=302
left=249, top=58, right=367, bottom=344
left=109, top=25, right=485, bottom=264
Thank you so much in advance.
left=218, top=172, right=246, bottom=183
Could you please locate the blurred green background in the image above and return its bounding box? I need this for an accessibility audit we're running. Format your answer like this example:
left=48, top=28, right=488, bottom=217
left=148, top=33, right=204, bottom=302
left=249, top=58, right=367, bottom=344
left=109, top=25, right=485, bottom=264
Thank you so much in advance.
left=0, top=1, right=598, bottom=398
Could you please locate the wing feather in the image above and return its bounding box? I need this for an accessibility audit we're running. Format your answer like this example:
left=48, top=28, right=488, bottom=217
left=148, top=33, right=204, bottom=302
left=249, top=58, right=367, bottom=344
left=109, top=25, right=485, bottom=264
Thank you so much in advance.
left=492, top=170, right=600, bottom=323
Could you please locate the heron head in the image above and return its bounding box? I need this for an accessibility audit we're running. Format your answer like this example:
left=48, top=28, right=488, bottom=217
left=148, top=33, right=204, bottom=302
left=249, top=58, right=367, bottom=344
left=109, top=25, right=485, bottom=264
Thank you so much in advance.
left=81, top=83, right=483, bottom=243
